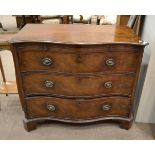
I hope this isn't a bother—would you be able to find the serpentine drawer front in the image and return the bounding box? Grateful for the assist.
[18,46,140,74]
[22,73,135,97]
[26,97,131,119]
[10,24,148,131]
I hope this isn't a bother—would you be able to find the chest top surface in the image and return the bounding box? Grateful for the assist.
[9,24,147,46]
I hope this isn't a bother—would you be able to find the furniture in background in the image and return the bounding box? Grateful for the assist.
[116,15,130,26]
[40,15,60,24]
[0,32,18,110]
[41,15,92,24]
[59,15,73,24]
[14,15,115,26]
[131,15,145,36]
[10,24,148,131]
[116,15,145,36]
[14,15,41,29]
[13,15,117,26]
[0,55,6,83]
[0,32,17,95]
[0,22,7,31]
[73,15,91,24]
[0,32,16,86]
[71,15,113,25]
[41,15,94,24]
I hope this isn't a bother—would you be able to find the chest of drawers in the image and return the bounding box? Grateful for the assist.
[10,24,148,131]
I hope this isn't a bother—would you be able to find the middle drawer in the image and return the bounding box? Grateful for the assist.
[22,73,135,97]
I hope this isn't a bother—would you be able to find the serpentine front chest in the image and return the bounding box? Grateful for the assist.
[10,24,148,131]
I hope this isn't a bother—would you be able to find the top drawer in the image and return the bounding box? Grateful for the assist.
[17,45,141,74]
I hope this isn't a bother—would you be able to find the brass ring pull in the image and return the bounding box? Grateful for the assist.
[104,81,112,88]
[106,59,115,66]
[44,80,54,88]
[46,104,56,112]
[102,104,111,111]
[42,57,53,66]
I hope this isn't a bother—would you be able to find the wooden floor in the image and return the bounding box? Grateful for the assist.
[0,81,17,94]
[0,49,17,95]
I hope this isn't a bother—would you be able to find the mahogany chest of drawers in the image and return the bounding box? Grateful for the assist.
[10,24,148,131]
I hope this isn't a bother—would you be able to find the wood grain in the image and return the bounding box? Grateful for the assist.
[26,96,131,119]
[10,24,148,131]
[22,73,135,98]
[18,44,142,74]
[9,24,147,45]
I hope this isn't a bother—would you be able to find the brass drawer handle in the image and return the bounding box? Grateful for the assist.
[42,57,53,66]
[106,59,115,66]
[44,80,54,88]
[102,104,111,111]
[104,81,112,88]
[46,104,56,112]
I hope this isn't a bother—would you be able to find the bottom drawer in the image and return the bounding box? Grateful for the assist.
[26,97,131,120]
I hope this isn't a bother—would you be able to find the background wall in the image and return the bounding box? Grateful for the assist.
[135,15,155,123]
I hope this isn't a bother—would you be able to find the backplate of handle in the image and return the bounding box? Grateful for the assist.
[106,58,115,66]
[44,80,54,88]
[104,81,112,88]
[46,104,56,112]
[42,57,53,66]
[102,104,111,111]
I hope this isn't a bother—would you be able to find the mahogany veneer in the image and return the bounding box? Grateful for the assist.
[10,24,148,131]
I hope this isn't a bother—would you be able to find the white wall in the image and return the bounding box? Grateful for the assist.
[135,15,155,123]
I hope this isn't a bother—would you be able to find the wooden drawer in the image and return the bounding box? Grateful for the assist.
[18,45,140,74]
[26,97,131,119]
[22,73,135,97]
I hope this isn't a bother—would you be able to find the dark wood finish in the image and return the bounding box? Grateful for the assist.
[10,24,148,131]
[10,24,145,45]
[18,44,141,74]
[26,97,131,119]
[120,119,133,130]
[22,73,135,97]
[23,119,38,132]
[14,15,41,29]
[59,15,73,24]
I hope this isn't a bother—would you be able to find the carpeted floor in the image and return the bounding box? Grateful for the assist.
[0,94,155,140]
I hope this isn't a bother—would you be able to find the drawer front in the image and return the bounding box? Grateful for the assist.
[26,97,131,119]
[22,73,135,97]
[18,47,140,73]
